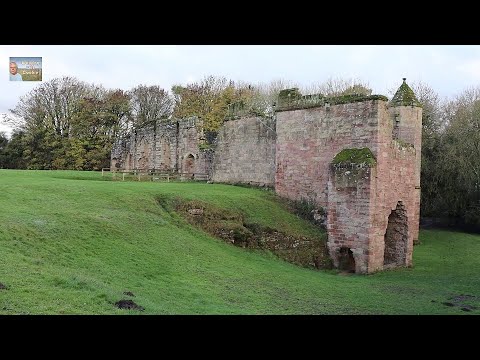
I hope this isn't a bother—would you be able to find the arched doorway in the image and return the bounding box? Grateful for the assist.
[384,201,408,268]
[112,158,121,169]
[183,154,195,179]
[338,247,355,273]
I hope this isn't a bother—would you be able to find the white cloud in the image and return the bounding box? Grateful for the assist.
[0,119,13,137]
[346,45,377,66]
[185,75,196,84]
[2,44,480,119]
[456,59,480,80]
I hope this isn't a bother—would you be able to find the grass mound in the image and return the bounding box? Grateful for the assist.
[0,170,479,314]
[165,197,330,269]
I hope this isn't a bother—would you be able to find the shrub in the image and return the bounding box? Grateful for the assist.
[465,203,480,227]
[289,197,326,228]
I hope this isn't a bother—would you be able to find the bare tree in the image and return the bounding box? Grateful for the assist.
[8,76,89,137]
[302,77,372,97]
[411,81,446,135]
[240,79,299,116]
[130,85,173,129]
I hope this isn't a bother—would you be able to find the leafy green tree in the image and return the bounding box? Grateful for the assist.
[172,75,257,132]
[5,78,132,170]
[1,130,28,169]
[69,87,132,170]
[441,88,480,225]
[409,82,446,217]
[0,131,9,168]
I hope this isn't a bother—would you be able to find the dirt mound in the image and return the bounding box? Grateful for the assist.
[441,294,478,311]
[115,299,144,311]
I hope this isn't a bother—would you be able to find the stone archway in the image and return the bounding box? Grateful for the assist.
[338,247,356,273]
[112,157,121,169]
[183,154,195,178]
[383,201,408,268]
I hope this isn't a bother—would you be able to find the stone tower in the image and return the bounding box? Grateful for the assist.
[389,79,423,246]
[326,79,422,273]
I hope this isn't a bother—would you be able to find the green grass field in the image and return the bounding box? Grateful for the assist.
[0,170,479,314]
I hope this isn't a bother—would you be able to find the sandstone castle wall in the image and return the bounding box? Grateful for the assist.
[211,116,276,186]
[111,81,422,274]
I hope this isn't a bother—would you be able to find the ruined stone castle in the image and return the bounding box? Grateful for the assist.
[111,79,422,274]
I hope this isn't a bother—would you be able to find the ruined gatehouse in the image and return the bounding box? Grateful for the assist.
[111,79,422,274]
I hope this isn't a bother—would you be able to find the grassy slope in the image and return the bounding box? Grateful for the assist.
[0,170,479,314]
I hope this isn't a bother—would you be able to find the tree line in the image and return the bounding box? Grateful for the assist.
[413,82,480,227]
[0,75,478,226]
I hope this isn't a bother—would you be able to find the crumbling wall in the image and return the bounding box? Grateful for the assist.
[383,201,408,267]
[327,102,421,273]
[110,117,212,174]
[197,149,215,178]
[110,135,130,170]
[211,116,276,186]
[366,103,421,272]
[154,121,178,172]
[176,117,201,175]
[274,99,421,273]
[109,87,422,275]
[275,100,382,206]
[133,127,155,170]
[327,150,376,274]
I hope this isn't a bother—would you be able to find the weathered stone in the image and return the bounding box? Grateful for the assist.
[111,80,422,274]
[111,117,213,177]
[211,116,276,186]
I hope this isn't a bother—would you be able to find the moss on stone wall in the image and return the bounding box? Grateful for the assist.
[394,139,414,149]
[278,88,302,101]
[199,143,214,150]
[332,148,376,167]
[225,101,269,121]
[390,79,421,107]
[327,94,388,105]
[275,91,389,112]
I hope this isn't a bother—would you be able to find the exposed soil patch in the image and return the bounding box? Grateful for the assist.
[169,197,331,270]
[0,283,7,290]
[441,294,478,311]
[115,299,144,311]
[452,294,476,303]
[123,291,135,297]
[337,271,354,276]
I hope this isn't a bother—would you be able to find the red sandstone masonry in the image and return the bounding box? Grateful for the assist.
[212,116,276,186]
[111,117,210,175]
[111,91,421,274]
[275,102,380,206]
[276,100,421,273]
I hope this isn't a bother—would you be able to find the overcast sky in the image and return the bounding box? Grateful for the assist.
[2,45,480,135]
